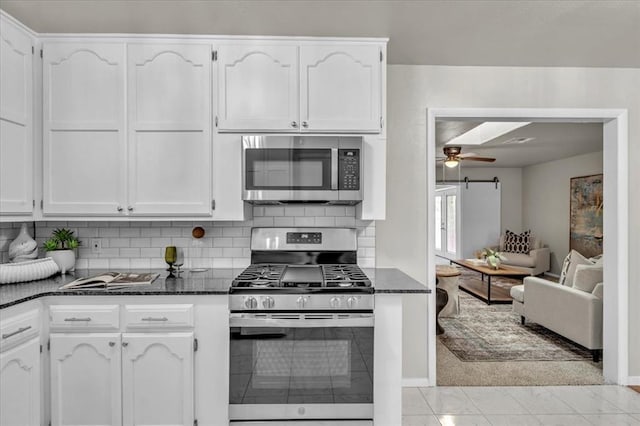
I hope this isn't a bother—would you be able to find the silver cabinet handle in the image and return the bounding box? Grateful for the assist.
[122,341,129,347]
[117,206,123,212]
[141,317,168,322]
[302,121,309,128]
[64,317,92,322]
[290,121,298,128]
[109,341,116,347]
[127,206,133,212]
[2,326,32,339]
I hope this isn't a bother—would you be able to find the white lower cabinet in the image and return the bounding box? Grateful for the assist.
[0,337,41,426]
[50,333,122,426]
[50,331,194,426]
[121,333,194,426]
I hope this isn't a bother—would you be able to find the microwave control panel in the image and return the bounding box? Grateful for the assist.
[338,149,360,190]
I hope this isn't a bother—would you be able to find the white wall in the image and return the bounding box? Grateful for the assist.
[523,151,603,274]
[378,65,640,381]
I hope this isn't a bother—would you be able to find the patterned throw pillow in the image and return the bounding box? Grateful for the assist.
[503,230,531,254]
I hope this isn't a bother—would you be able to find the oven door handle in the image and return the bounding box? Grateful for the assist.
[229,313,374,328]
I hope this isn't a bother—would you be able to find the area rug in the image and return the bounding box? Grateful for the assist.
[439,290,594,362]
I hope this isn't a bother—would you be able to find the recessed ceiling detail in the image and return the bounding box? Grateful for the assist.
[444,122,531,146]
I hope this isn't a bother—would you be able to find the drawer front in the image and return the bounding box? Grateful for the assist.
[0,309,40,352]
[124,304,194,330]
[49,305,119,331]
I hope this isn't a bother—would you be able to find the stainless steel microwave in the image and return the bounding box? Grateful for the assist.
[242,136,363,204]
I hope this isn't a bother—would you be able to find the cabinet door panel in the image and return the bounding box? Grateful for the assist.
[50,333,122,426]
[217,44,298,131]
[122,333,194,426]
[129,132,210,215]
[0,17,33,215]
[0,337,40,426]
[128,43,211,215]
[46,131,123,213]
[300,45,381,132]
[43,43,126,216]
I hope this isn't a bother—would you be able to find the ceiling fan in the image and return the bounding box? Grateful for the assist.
[438,146,496,168]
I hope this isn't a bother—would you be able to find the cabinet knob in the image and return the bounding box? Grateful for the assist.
[127,206,133,212]
[122,342,129,347]
[109,341,115,347]
[117,206,123,212]
[302,121,309,128]
[290,121,298,128]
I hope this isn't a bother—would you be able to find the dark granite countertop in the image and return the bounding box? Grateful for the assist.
[1,267,429,309]
[0,269,239,309]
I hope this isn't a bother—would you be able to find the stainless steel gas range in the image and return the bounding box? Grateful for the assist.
[229,228,374,426]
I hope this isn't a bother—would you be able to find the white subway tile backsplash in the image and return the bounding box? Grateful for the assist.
[304,206,326,216]
[213,237,232,248]
[2,204,375,270]
[294,217,315,227]
[335,217,356,227]
[264,206,284,216]
[274,217,295,226]
[315,217,336,227]
[119,248,140,257]
[253,217,274,227]
[284,206,305,216]
[222,227,243,238]
[120,228,141,238]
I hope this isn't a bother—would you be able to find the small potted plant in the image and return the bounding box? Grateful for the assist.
[481,247,506,270]
[44,228,81,274]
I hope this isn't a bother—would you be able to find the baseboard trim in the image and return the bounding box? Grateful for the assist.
[627,376,640,385]
[402,377,433,387]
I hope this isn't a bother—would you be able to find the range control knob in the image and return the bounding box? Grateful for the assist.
[296,296,308,309]
[330,296,342,308]
[261,296,275,309]
[346,296,358,309]
[244,297,258,309]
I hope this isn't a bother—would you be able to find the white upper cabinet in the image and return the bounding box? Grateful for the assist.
[217,43,298,131]
[127,43,212,216]
[42,42,127,216]
[0,16,33,216]
[300,44,381,133]
[217,41,384,133]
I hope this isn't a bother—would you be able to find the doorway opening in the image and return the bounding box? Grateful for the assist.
[427,108,629,387]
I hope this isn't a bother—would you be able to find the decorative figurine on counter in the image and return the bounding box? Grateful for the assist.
[8,223,38,263]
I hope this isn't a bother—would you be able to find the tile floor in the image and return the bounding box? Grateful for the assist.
[403,386,640,425]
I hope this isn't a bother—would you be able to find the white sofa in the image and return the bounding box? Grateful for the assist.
[494,233,551,275]
[500,248,550,276]
[511,275,603,362]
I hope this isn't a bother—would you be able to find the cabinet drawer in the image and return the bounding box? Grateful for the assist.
[124,304,194,330]
[0,309,39,352]
[49,305,119,331]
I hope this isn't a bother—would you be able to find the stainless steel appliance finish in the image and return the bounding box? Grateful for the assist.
[229,228,374,423]
[242,136,362,204]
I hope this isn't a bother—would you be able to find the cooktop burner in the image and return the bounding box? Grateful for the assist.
[231,263,371,290]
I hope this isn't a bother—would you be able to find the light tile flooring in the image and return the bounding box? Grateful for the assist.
[403,386,640,425]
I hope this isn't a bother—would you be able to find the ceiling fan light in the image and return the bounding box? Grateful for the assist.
[444,159,459,168]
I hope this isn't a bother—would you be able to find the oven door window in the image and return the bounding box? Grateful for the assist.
[229,326,373,404]
[245,148,332,190]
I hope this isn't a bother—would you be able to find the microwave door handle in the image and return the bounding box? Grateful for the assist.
[331,148,338,190]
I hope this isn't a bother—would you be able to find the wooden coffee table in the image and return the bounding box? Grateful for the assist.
[449,259,528,305]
